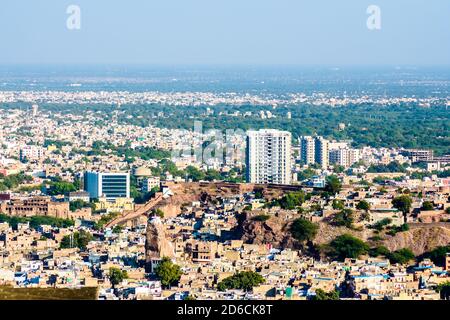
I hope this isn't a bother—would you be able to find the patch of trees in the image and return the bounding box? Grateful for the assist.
[269,191,306,210]
[367,161,408,173]
[60,230,93,250]
[436,281,450,300]
[0,173,33,191]
[421,201,434,211]
[322,234,370,261]
[332,199,345,210]
[217,271,265,292]
[69,200,93,212]
[21,103,450,155]
[324,175,342,194]
[93,212,120,230]
[356,200,371,212]
[370,218,392,231]
[369,246,415,264]
[0,214,74,230]
[392,195,413,215]
[421,245,450,266]
[310,289,340,300]
[297,168,316,182]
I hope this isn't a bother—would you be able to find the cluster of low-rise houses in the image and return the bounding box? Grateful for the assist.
[0,106,449,300]
[0,178,449,300]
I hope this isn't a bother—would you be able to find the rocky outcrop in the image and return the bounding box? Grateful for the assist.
[382,224,450,256]
[145,217,175,261]
[236,211,301,249]
[153,182,295,218]
[236,212,450,256]
[313,222,370,246]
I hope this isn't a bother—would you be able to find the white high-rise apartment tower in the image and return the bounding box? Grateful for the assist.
[299,136,316,165]
[299,136,330,169]
[246,129,292,185]
[314,136,329,169]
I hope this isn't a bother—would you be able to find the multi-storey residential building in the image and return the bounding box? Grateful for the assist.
[329,147,361,168]
[401,149,434,163]
[19,145,45,161]
[142,176,161,193]
[314,137,329,169]
[300,136,315,165]
[84,171,130,201]
[246,129,292,185]
[300,136,330,169]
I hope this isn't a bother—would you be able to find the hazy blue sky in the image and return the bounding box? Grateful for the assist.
[1,0,449,66]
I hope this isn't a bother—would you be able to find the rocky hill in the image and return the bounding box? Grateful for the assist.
[381,224,450,255]
[236,211,450,256]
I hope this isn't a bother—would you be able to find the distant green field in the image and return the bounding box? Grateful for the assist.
[0,286,98,300]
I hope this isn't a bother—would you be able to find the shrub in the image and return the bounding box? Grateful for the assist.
[252,215,270,222]
[331,209,354,228]
[387,248,415,264]
[332,199,345,210]
[421,201,434,211]
[369,246,390,257]
[370,218,392,231]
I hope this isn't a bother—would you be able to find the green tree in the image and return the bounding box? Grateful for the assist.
[436,281,450,300]
[154,257,183,288]
[60,230,93,250]
[326,234,370,261]
[275,191,306,210]
[254,188,264,199]
[290,218,318,243]
[332,199,345,210]
[356,200,371,212]
[325,175,342,194]
[297,168,316,181]
[47,181,78,196]
[217,271,265,292]
[387,248,415,265]
[252,215,270,222]
[153,209,165,218]
[423,245,450,266]
[109,267,128,289]
[185,166,206,182]
[112,225,123,234]
[311,289,340,300]
[332,209,355,228]
[94,212,120,230]
[392,195,413,215]
[369,246,391,257]
[69,199,91,212]
[421,201,434,211]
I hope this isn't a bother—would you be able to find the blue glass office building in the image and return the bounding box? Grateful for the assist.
[84,171,130,201]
